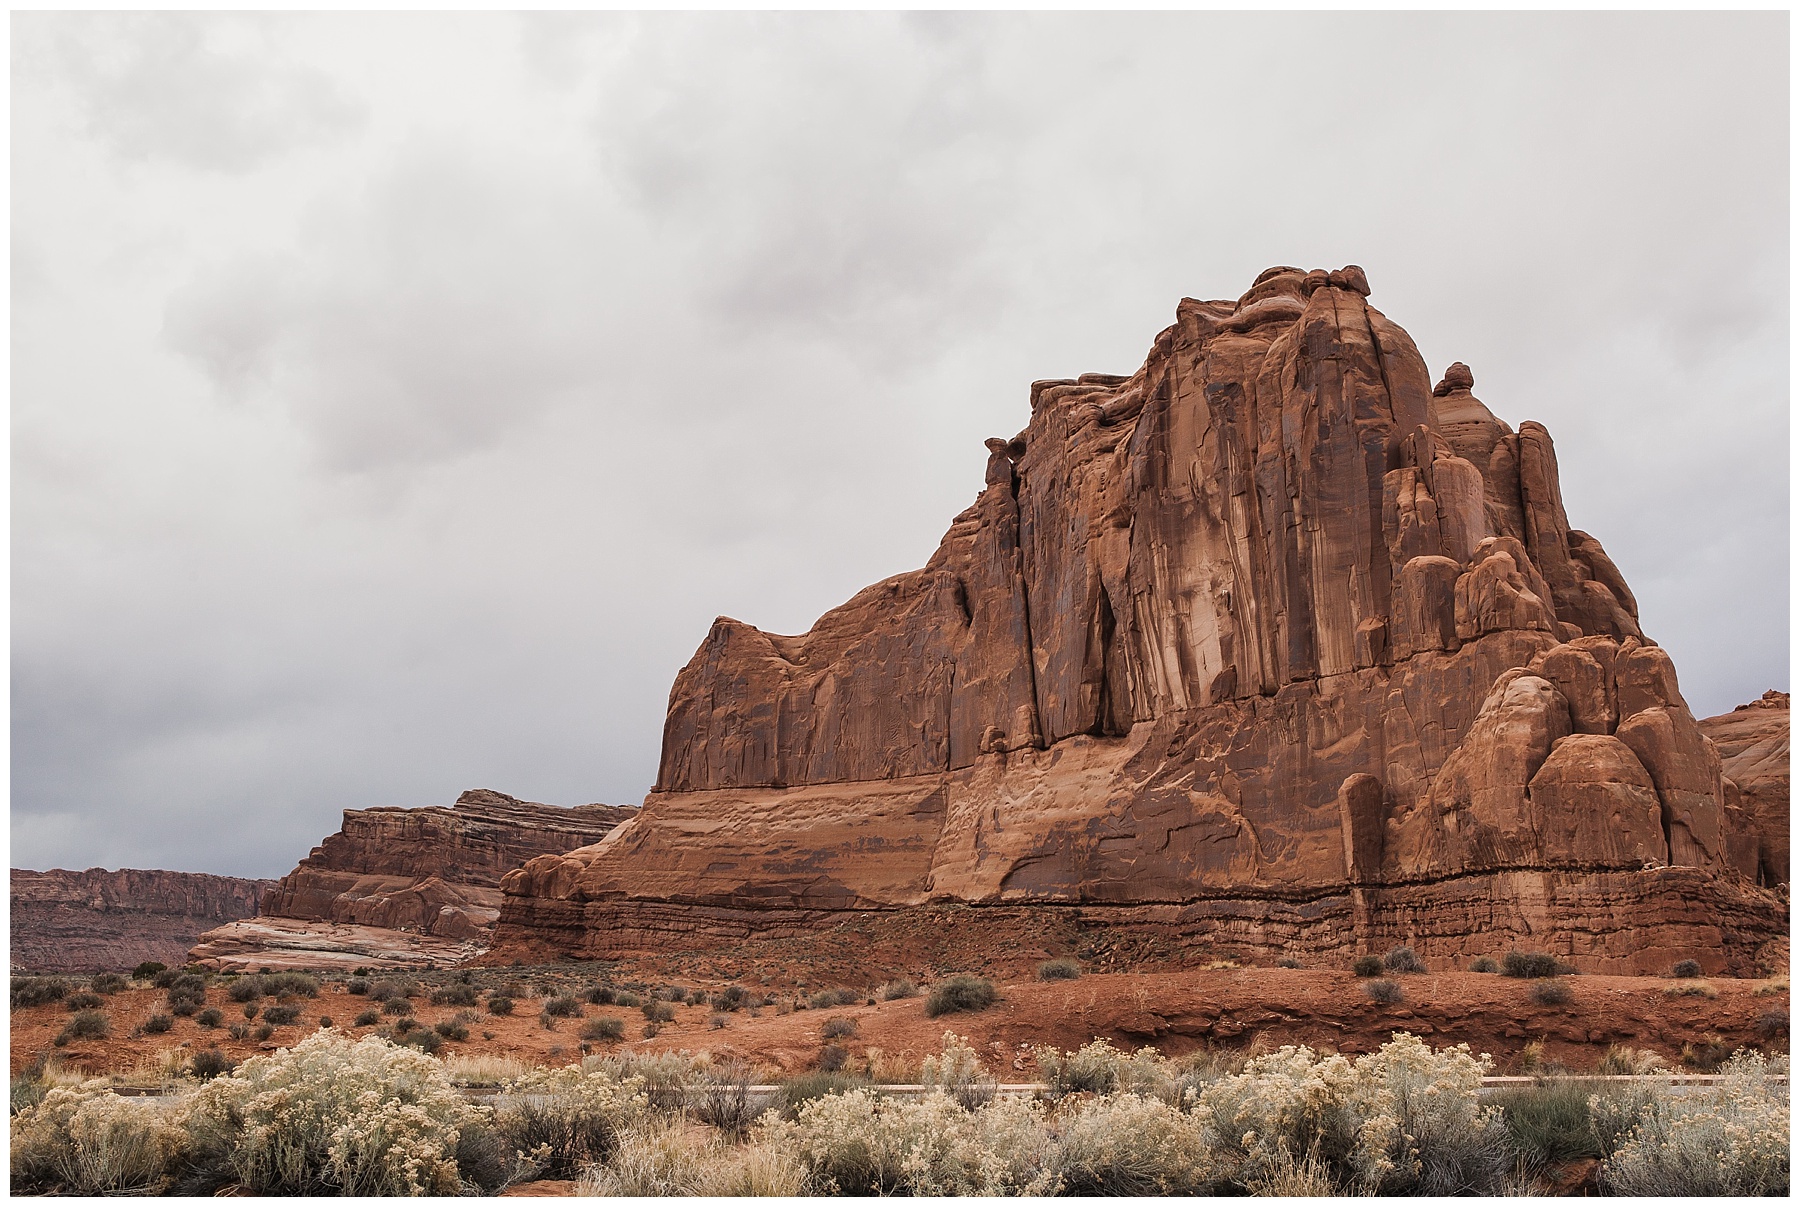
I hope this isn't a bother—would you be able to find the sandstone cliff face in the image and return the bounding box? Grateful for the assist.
[1700,691,1789,887]
[11,868,274,973]
[190,790,633,969]
[496,267,1785,974]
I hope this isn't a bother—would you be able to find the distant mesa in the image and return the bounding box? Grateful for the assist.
[186,789,634,971]
[10,868,275,974]
[484,265,1787,976]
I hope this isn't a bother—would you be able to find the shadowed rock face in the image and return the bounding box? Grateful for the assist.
[495,267,1786,974]
[189,790,633,969]
[1700,691,1790,888]
[11,868,275,973]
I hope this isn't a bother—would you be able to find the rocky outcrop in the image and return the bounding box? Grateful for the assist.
[190,790,632,969]
[11,868,274,973]
[494,267,1786,974]
[1700,691,1789,887]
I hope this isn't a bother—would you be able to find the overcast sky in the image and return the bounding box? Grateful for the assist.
[13,11,1788,879]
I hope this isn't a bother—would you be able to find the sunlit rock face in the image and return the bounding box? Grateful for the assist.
[495,267,1786,975]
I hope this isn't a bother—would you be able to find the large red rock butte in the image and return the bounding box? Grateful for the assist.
[495,267,1788,975]
[10,868,274,974]
[189,790,633,970]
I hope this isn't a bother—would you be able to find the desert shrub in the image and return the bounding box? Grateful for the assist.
[881,978,919,1000]
[433,1018,469,1042]
[10,1079,188,1193]
[583,1050,704,1113]
[1352,955,1383,977]
[133,961,167,980]
[1757,1010,1788,1043]
[1275,956,1302,969]
[226,977,264,1002]
[262,1003,302,1026]
[353,1008,380,1027]
[1198,1033,1507,1194]
[925,976,997,1018]
[142,1013,174,1034]
[1496,1078,1603,1173]
[1052,1090,1218,1194]
[919,1031,997,1110]
[1365,978,1404,1004]
[345,977,370,996]
[543,994,583,1018]
[821,1015,858,1040]
[12,977,70,1009]
[642,1000,676,1024]
[1597,1045,1667,1076]
[190,1049,236,1081]
[1671,959,1703,979]
[1600,1050,1788,1195]
[487,994,515,1016]
[1383,946,1427,974]
[1469,956,1499,973]
[262,972,318,998]
[60,1010,111,1042]
[151,968,182,989]
[196,1007,224,1028]
[1037,957,1081,981]
[380,997,413,1017]
[585,984,616,1006]
[253,1023,274,1042]
[169,994,203,1018]
[642,1022,662,1038]
[1682,1034,1735,1072]
[227,1023,249,1041]
[584,1117,812,1196]
[89,972,127,995]
[582,1016,625,1042]
[818,1044,849,1073]
[1664,979,1717,998]
[780,1070,868,1115]
[761,1086,1058,1195]
[1032,1037,1193,1104]
[493,1065,648,1178]
[810,988,859,1009]
[711,985,748,1012]
[65,991,104,1011]
[709,1013,728,1029]
[613,990,642,1008]
[400,1028,443,1054]
[367,980,401,1002]
[692,1059,763,1137]
[391,1017,420,1037]
[182,1032,480,1195]
[1503,951,1571,978]
[430,983,477,1007]
[241,1003,259,1020]
[317,1016,332,1029]
[1530,978,1574,1006]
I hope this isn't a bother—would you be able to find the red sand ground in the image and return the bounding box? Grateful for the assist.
[13,967,1786,1082]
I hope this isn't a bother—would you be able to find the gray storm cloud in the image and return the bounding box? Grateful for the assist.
[12,11,1787,877]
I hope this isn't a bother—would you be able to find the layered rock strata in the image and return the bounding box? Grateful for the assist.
[191,790,632,969]
[495,267,1787,974]
[11,868,274,973]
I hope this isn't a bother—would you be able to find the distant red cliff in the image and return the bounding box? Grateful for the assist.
[11,867,275,973]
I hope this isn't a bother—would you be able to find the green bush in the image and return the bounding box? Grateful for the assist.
[582,1016,625,1042]
[1364,979,1403,1004]
[1384,946,1427,974]
[1352,955,1382,977]
[779,1070,869,1116]
[1037,958,1081,981]
[11,977,70,1009]
[1530,978,1573,1006]
[925,976,997,1018]
[133,961,167,980]
[1502,952,1571,979]
[1497,1079,1601,1173]
[430,983,478,1007]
